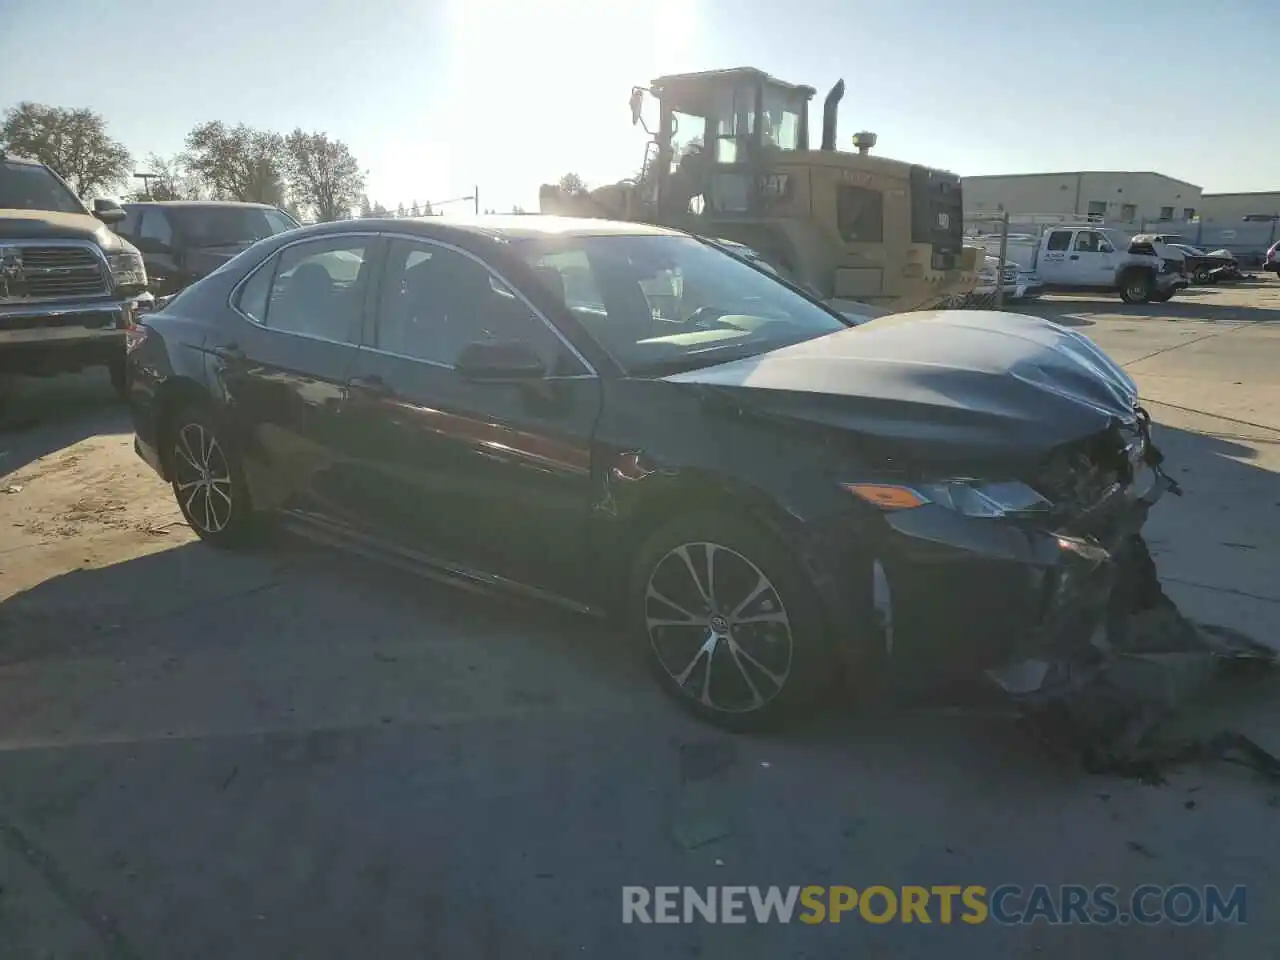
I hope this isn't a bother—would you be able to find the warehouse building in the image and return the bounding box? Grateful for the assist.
[962,171,1202,224]
[1198,191,1280,223]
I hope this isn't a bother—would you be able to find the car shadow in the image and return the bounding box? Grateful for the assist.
[1,414,1273,778]
[0,370,128,479]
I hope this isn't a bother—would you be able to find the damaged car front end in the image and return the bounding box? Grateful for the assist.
[670,308,1179,692]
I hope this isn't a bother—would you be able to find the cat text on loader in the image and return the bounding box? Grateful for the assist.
[538,67,980,312]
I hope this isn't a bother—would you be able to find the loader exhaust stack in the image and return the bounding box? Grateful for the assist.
[821,79,845,152]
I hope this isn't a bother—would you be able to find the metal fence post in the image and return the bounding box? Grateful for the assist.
[994,212,1009,310]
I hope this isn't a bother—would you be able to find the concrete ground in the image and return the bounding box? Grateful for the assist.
[1,279,1278,959]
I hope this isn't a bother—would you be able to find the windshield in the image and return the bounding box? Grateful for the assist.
[168,206,298,248]
[0,161,85,214]
[518,234,848,374]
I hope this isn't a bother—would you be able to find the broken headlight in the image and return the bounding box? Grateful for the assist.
[846,480,1051,518]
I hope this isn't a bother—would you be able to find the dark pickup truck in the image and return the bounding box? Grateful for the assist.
[1,154,151,397]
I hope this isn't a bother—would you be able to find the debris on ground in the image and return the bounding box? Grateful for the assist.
[990,535,1279,785]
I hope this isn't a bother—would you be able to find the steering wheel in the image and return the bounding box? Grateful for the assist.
[679,306,726,330]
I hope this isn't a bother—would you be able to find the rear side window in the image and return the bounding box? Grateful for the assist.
[1046,231,1073,252]
[236,260,275,323]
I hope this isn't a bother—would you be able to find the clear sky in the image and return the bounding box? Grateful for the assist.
[3,0,1276,212]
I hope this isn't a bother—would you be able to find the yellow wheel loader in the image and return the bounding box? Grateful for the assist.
[539,67,980,313]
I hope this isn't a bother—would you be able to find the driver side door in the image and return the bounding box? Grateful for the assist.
[340,237,603,599]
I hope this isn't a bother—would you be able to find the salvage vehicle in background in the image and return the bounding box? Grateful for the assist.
[127,215,1174,729]
[1,153,151,398]
[1263,240,1279,274]
[112,201,298,297]
[979,227,1187,303]
[1169,243,1238,284]
[539,66,982,312]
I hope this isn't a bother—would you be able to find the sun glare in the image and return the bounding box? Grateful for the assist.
[440,0,700,210]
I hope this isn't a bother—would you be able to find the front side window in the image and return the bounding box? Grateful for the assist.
[519,234,848,375]
[375,239,565,368]
[243,237,370,343]
[1074,232,1099,253]
[117,206,141,237]
[836,185,884,243]
[138,210,174,249]
[0,161,85,214]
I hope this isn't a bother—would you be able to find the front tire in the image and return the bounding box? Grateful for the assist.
[1119,270,1153,304]
[167,405,257,547]
[1149,289,1174,303]
[629,511,835,730]
[1193,266,1211,284]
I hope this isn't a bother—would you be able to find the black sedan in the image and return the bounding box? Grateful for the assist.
[126,216,1173,729]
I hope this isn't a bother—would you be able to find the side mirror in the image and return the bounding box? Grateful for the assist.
[454,340,546,381]
[629,88,645,127]
[93,198,126,224]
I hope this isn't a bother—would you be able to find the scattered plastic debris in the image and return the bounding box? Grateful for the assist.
[990,535,1279,785]
[2,484,22,494]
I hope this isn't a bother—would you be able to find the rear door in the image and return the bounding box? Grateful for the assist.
[1037,230,1075,283]
[212,233,380,529]
[340,235,602,598]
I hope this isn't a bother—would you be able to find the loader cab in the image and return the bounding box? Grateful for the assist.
[648,68,815,218]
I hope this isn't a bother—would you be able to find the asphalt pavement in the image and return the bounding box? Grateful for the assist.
[1,281,1278,959]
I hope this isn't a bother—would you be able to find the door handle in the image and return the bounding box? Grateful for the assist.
[212,343,245,361]
[347,373,393,396]
[1069,255,1080,260]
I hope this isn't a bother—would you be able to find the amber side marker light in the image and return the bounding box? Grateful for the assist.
[843,484,929,510]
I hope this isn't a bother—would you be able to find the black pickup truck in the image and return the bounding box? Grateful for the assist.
[1,154,151,398]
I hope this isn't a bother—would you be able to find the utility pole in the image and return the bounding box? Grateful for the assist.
[474,185,479,216]
[133,171,158,199]
[994,211,1010,311]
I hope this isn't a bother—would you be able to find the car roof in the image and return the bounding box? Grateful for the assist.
[287,215,685,243]
[122,200,281,209]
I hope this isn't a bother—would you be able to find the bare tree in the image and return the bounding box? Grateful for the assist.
[184,121,288,204]
[284,129,364,222]
[0,102,132,197]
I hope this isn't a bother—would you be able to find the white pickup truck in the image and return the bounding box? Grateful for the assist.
[976,227,1188,304]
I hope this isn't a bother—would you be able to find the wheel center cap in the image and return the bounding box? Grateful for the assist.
[709,614,729,634]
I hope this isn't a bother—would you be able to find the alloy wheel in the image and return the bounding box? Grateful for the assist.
[173,422,234,534]
[644,542,794,714]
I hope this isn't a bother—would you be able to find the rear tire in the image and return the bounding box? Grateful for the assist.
[629,510,838,731]
[1193,266,1211,284]
[1119,270,1152,304]
[1149,289,1174,303]
[166,404,258,548]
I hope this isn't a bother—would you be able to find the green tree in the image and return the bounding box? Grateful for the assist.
[0,102,132,196]
[284,129,364,222]
[184,121,288,204]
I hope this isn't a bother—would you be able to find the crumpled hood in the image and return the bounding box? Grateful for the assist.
[666,310,1140,463]
[0,209,126,249]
